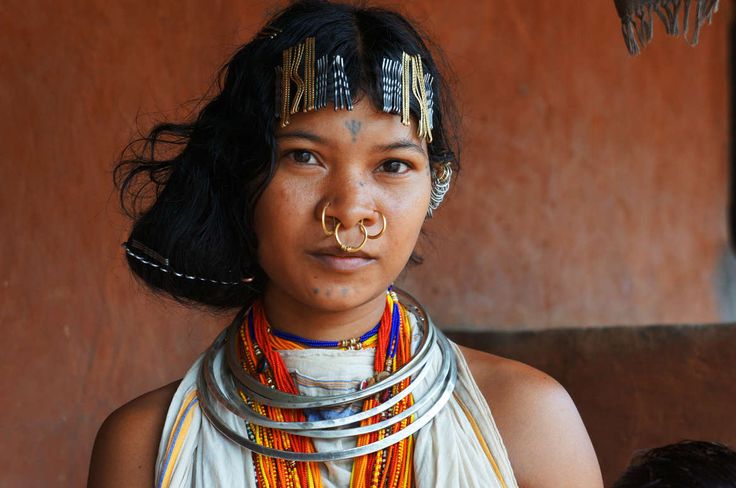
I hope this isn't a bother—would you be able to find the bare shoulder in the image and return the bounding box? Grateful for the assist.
[457,345,603,488]
[88,380,180,488]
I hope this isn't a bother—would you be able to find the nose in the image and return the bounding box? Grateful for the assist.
[318,173,382,237]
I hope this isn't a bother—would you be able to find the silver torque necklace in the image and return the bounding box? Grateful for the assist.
[195,288,458,462]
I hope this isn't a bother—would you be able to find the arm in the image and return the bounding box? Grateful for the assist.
[87,381,179,488]
[460,346,603,488]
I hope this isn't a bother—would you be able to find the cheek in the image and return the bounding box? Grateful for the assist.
[253,183,302,270]
[388,181,430,253]
[253,169,329,290]
[255,169,315,233]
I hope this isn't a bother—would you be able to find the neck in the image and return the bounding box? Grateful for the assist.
[261,286,388,342]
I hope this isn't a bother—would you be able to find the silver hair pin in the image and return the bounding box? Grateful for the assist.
[391,59,403,114]
[316,55,328,110]
[381,58,403,115]
[332,55,352,110]
[424,72,434,126]
[381,58,391,112]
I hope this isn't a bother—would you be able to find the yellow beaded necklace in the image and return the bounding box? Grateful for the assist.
[238,291,415,488]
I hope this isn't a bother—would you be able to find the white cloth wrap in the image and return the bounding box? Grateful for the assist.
[155,325,518,488]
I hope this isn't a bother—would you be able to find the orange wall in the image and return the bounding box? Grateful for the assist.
[0,0,731,485]
[403,3,733,330]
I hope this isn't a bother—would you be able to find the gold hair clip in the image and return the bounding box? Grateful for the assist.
[278,37,318,126]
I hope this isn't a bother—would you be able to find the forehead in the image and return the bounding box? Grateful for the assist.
[275,99,425,149]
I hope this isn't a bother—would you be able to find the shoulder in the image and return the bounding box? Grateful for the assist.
[88,380,180,488]
[457,345,603,488]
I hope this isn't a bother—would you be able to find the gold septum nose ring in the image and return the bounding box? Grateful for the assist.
[321,203,387,253]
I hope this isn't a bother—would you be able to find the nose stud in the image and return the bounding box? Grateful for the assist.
[321,203,387,252]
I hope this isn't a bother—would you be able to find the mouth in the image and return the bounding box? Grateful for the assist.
[309,248,376,272]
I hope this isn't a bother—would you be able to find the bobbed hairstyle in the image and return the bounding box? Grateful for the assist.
[115,0,460,310]
[612,440,736,488]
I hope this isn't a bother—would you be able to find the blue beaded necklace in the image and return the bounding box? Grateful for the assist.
[269,321,382,348]
[254,288,400,352]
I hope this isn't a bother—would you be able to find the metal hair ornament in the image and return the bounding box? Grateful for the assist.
[122,240,254,285]
[276,38,435,141]
[381,53,434,142]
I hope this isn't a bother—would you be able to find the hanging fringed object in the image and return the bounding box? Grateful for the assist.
[614,0,720,55]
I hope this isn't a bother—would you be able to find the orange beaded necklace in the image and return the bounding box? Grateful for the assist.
[237,290,415,488]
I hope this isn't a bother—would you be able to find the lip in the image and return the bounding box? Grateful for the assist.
[309,249,376,272]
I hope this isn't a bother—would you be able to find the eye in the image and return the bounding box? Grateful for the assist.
[378,160,411,174]
[287,150,317,165]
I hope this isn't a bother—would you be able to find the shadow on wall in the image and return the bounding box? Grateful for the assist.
[727,13,736,321]
[715,247,736,321]
[721,13,736,322]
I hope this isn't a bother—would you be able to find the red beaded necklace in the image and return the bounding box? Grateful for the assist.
[237,290,416,488]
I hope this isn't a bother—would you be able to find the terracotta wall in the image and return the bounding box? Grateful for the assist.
[0,0,731,486]
[404,3,733,330]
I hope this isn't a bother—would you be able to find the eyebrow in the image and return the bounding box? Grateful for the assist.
[275,130,325,143]
[374,139,427,157]
[276,131,427,157]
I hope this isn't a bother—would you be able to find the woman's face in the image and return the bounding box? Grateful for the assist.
[254,100,431,313]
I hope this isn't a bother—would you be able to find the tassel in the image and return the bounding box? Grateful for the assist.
[614,0,720,55]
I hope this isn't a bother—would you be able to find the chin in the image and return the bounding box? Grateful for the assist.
[296,280,387,311]
[312,284,381,304]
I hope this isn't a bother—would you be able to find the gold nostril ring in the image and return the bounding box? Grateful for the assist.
[366,211,386,240]
[334,221,369,253]
[321,203,336,236]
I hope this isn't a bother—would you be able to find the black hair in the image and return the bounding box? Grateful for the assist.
[612,440,736,488]
[115,0,460,309]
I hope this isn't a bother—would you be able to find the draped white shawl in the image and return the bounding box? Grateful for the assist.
[154,325,518,488]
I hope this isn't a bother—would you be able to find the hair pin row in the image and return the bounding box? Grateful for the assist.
[276,37,434,141]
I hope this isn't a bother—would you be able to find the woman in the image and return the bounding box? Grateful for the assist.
[89,1,603,486]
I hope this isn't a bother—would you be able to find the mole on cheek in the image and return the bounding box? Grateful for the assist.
[325,288,332,297]
[312,288,320,295]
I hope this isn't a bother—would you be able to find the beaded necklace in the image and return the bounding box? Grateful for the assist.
[238,290,415,488]
[269,322,381,350]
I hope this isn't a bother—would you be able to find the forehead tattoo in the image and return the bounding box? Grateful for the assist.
[344,120,362,143]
